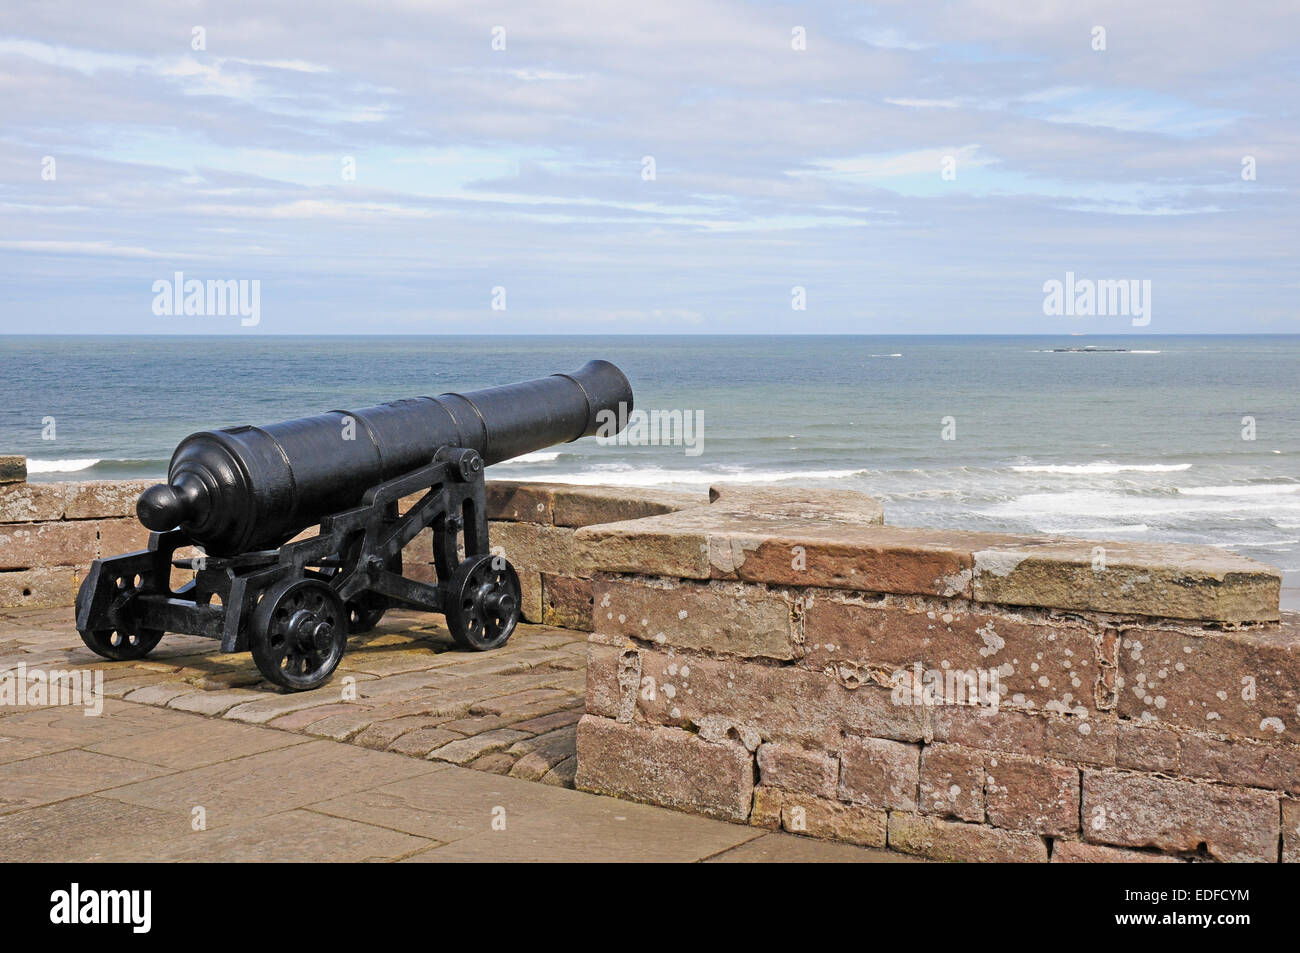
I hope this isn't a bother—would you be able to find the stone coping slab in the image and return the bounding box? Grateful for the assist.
[574,489,1281,623]
[485,480,707,527]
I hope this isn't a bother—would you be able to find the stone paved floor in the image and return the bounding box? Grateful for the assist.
[0,606,914,861]
[5,605,590,785]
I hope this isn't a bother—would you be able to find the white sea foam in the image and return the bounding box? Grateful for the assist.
[1009,462,1191,474]
[982,489,1300,521]
[26,458,100,473]
[502,466,869,488]
[1178,484,1300,497]
[510,451,562,464]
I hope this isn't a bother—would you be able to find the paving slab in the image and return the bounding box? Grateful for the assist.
[85,717,309,769]
[101,809,434,863]
[0,729,80,764]
[0,748,174,814]
[101,739,440,827]
[0,794,187,862]
[312,765,763,862]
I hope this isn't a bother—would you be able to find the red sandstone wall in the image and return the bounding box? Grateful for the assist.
[0,462,153,609]
[564,484,1295,863]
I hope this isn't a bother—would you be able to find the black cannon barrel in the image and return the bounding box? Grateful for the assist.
[137,360,632,556]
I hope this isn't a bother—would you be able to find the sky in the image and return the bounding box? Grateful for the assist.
[0,0,1296,334]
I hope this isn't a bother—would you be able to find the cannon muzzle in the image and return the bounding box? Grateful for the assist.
[138,360,632,555]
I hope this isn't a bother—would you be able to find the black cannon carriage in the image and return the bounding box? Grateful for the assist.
[74,361,632,691]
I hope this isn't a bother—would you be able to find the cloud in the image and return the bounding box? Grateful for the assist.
[0,0,1295,333]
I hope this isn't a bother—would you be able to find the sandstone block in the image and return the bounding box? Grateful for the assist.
[804,594,1107,715]
[553,484,703,528]
[1284,801,1300,863]
[542,573,592,630]
[95,518,152,558]
[429,729,529,765]
[1051,841,1181,863]
[1082,769,1279,862]
[486,481,555,523]
[593,576,797,660]
[0,520,96,569]
[919,743,985,822]
[838,735,920,811]
[1115,721,1181,773]
[755,742,838,799]
[64,480,154,519]
[575,522,711,578]
[887,812,1048,862]
[491,521,580,577]
[636,645,930,747]
[706,485,884,525]
[719,526,976,595]
[0,482,66,522]
[984,753,1080,836]
[930,705,1045,754]
[0,456,26,484]
[1119,620,1300,744]
[518,569,542,624]
[574,715,754,822]
[1043,713,1117,766]
[0,566,77,608]
[749,785,887,847]
[1178,732,1300,794]
[971,540,1279,623]
[585,636,638,721]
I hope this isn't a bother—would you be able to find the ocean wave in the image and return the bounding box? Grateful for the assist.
[504,466,869,488]
[510,451,562,464]
[26,458,101,473]
[1178,483,1300,497]
[981,489,1300,521]
[1009,462,1191,474]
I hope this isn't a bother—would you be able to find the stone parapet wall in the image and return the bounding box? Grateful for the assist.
[567,483,1295,863]
[0,460,153,608]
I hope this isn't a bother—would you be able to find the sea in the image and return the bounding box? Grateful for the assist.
[4,334,1298,598]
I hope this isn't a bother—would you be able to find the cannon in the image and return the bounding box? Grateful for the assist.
[74,361,632,691]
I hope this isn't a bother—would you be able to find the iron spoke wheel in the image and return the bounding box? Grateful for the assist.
[445,554,522,651]
[251,577,348,690]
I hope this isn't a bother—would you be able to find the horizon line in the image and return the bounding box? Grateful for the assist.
[3,331,1298,338]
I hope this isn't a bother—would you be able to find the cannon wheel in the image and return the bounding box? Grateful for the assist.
[346,595,387,634]
[78,626,165,661]
[445,554,522,651]
[75,573,165,661]
[250,577,348,691]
